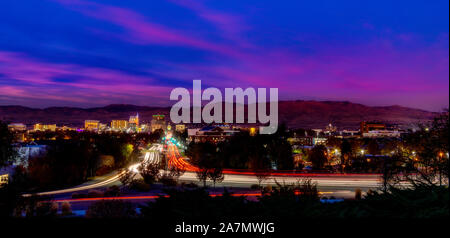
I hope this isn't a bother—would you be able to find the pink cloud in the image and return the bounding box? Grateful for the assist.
[0,51,173,105]
[55,0,251,58]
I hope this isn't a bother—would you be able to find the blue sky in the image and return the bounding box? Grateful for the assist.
[0,0,448,111]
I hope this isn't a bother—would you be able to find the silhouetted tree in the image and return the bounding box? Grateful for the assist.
[368,140,380,155]
[310,145,328,170]
[0,121,17,167]
[340,139,352,168]
[139,161,160,185]
[208,167,224,187]
[187,142,217,187]
[397,110,449,186]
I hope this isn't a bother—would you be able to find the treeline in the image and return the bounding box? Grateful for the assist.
[1,126,163,192]
[75,181,449,219]
[186,124,293,171]
[139,184,448,220]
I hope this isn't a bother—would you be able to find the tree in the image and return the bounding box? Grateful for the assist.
[268,124,294,170]
[119,169,136,187]
[169,166,185,183]
[368,140,380,155]
[187,142,217,187]
[139,161,160,185]
[340,139,352,168]
[196,168,209,187]
[326,136,342,149]
[391,110,449,187]
[208,167,224,188]
[309,145,328,170]
[249,154,271,187]
[0,121,17,167]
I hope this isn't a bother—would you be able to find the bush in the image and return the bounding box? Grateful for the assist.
[86,200,137,218]
[87,189,104,198]
[104,185,121,197]
[250,184,260,190]
[61,202,72,216]
[159,174,177,187]
[72,192,87,199]
[139,162,160,185]
[139,185,449,220]
[182,182,198,188]
[355,188,362,200]
[36,202,58,217]
[95,166,113,176]
[129,179,151,192]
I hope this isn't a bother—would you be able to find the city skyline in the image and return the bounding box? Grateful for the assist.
[0,0,449,111]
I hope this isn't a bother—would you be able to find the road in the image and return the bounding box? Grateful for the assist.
[23,144,163,197]
[166,143,385,191]
[26,143,395,198]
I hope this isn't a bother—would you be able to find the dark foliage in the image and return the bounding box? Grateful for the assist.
[86,200,137,218]
[140,184,448,220]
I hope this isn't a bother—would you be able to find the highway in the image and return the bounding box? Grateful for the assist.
[23,144,163,197]
[25,143,395,198]
[166,143,385,193]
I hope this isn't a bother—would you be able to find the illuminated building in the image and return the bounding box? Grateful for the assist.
[325,123,337,135]
[129,113,139,127]
[33,123,57,131]
[33,123,43,131]
[236,126,258,136]
[152,114,165,121]
[313,137,327,145]
[288,136,314,146]
[337,130,359,138]
[59,126,76,131]
[0,167,11,186]
[111,120,128,130]
[187,126,240,144]
[140,123,151,133]
[151,114,166,132]
[85,120,99,131]
[249,127,257,136]
[99,123,107,130]
[360,121,400,138]
[360,121,386,133]
[175,124,186,132]
[362,130,401,138]
[7,123,26,132]
[45,124,57,131]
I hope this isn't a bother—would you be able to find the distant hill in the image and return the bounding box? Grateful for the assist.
[0,101,437,129]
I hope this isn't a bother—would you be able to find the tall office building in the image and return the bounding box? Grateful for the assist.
[84,120,99,131]
[34,123,57,131]
[7,123,26,132]
[151,114,166,132]
[129,113,139,127]
[111,120,129,130]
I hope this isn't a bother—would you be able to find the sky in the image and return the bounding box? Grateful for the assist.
[0,0,448,111]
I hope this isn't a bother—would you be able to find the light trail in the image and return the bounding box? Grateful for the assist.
[166,143,413,190]
[23,144,162,197]
[23,142,412,198]
[51,191,335,203]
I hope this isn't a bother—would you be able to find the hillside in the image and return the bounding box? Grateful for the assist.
[0,101,437,129]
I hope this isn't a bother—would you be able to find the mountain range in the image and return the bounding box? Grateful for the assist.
[0,101,438,129]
